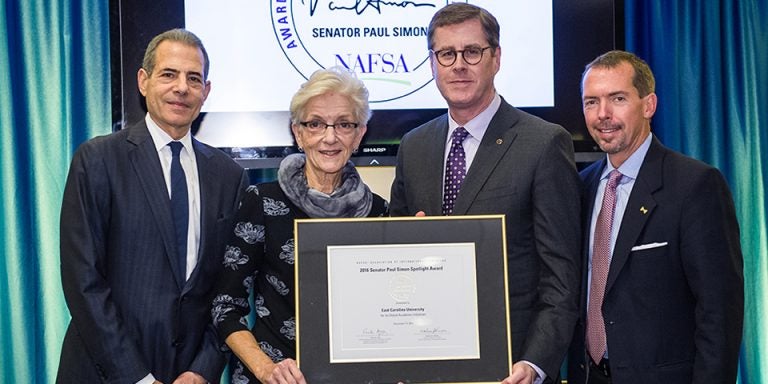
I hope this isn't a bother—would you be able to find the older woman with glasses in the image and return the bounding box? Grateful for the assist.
[212,67,388,384]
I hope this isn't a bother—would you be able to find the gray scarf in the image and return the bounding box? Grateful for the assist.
[277,154,373,218]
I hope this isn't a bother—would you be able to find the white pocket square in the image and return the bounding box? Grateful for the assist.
[631,242,668,251]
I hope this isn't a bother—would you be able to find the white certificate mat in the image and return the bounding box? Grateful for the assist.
[294,216,510,383]
[327,243,480,363]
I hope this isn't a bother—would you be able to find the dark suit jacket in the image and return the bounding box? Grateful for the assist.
[57,121,248,383]
[567,136,743,383]
[390,98,582,379]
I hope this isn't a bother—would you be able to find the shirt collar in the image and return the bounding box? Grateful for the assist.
[145,114,193,153]
[447,93,501,141]
[601,133,652,182]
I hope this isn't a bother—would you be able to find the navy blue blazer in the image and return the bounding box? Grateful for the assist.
[57,121,248,383]
[568,136,743,383]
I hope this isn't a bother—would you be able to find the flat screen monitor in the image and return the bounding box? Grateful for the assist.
[110,0,622,168]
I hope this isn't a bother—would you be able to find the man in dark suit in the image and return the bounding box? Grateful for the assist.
[389,4,581,384]
[57,29,247,383]
[567,50,743,383]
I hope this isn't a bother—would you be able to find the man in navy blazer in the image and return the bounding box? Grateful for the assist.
[57,29,247,383]
[390,4,582,383]
[567,50,743,383]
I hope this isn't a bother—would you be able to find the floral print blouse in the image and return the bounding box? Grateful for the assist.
[212,181,388,383]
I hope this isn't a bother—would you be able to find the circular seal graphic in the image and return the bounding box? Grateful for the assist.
[388,273,416,302]
[270,0,471,103]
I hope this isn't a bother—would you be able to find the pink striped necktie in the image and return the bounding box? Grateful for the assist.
[587,169,623,363]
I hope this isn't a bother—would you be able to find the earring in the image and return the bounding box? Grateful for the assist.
[298,146,304,152]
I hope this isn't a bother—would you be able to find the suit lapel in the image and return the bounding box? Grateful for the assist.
[605,138,664,293]
[186,139,216,287]
[452,101,519,215]
[127,123,186,289]
[426,116,450,215]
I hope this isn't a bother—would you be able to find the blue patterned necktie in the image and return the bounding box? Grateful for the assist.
[169,141,188,283]
[442,127,470,215]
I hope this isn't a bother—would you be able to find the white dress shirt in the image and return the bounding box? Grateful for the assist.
[145,114,201,282]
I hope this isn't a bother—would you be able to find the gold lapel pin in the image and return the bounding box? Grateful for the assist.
[640,206,648,214]
[496,138,503,145]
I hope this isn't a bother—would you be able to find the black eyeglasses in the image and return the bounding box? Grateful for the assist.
[430,46,493,67]
[299,120,359,136]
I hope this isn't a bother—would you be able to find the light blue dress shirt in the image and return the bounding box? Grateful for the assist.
[587,133,653,358]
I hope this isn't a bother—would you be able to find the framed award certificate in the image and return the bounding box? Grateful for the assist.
[294,215,511,383]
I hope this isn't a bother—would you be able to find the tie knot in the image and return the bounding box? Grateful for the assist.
[451,127,470,144]
[607,169,623,189]
[168,141,184,157]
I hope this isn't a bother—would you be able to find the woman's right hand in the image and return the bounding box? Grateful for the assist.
[256,358,306,384]
[226,331,306,384]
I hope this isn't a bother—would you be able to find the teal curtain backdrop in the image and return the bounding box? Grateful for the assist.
[0,0,110,382]
[1,0,766,383]
[625,1,767,383]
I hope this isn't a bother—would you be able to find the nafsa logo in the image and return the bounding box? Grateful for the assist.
[271,0,469,103]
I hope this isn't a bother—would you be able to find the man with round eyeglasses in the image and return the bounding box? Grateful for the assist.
[430,45,493,67]
[390,3,582,384]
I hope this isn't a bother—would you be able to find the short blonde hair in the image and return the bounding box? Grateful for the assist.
[289,67,372,125]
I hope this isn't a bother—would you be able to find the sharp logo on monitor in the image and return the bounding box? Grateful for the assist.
[271,0,446,103]
[363,147,387,153]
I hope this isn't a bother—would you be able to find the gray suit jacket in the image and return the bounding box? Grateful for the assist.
[390,98,582,379]
[568,136,743,383]
[57,121,248,383]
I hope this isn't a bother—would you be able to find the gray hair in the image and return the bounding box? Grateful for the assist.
[142,28,210,80]
[290,67,372,125]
